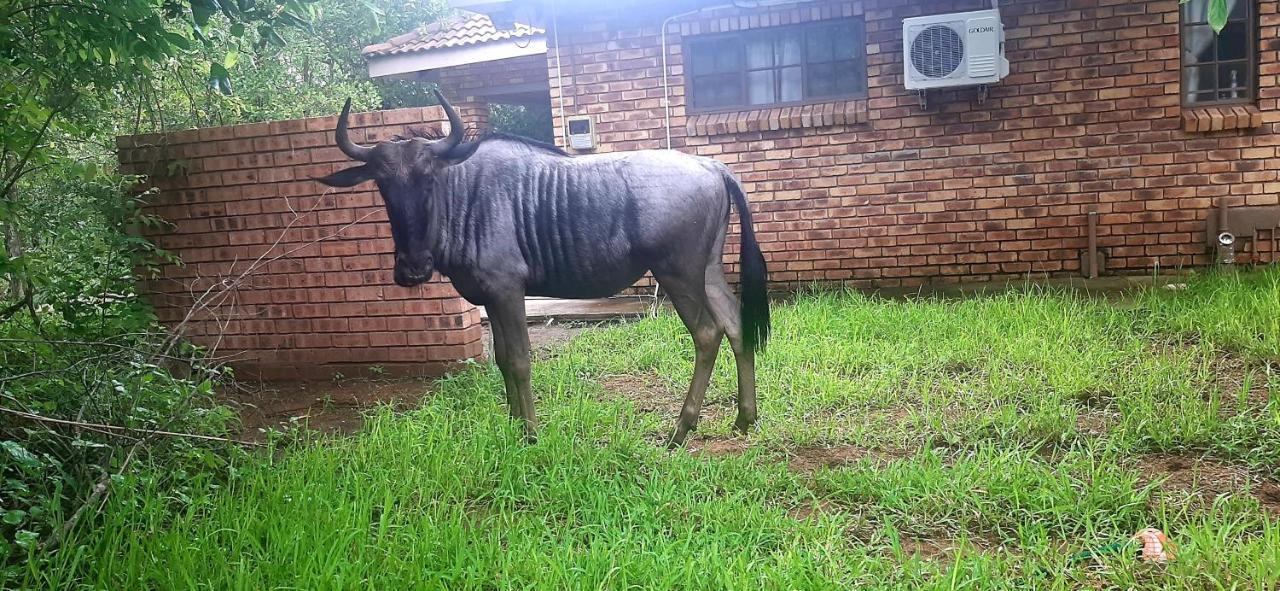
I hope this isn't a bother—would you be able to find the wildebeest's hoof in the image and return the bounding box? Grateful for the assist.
[733,414,756,434]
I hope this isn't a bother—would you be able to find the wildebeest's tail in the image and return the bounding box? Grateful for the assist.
[723,171,770,353]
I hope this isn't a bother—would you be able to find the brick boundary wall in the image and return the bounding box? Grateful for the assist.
[544,0,1280,288]
[117,106,484,381]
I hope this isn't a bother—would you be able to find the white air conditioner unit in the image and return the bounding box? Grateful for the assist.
[903,9,1009,91]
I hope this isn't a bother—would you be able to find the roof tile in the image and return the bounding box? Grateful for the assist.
[362,12,544,57]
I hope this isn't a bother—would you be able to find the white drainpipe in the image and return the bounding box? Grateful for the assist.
[551,1,569,147]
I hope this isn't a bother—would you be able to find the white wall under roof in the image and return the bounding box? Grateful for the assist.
[366,38,549,78]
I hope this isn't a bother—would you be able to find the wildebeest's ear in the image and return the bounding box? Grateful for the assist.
[314,164,375,187]
[440,141,481,166]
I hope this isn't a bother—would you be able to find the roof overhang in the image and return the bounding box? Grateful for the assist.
[366,36,548,78]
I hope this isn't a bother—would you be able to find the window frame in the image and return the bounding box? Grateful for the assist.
[1179,0,1257,108]
[684,18,868,114]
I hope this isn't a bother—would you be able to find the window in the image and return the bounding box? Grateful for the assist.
[1181,0,1255,106]
[686,19,867,112]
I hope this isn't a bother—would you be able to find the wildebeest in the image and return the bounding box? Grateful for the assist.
[316,91,769,446]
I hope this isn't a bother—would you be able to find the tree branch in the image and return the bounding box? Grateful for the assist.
[0,406,264,446]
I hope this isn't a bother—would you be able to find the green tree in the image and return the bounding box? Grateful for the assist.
[0,0,316,307]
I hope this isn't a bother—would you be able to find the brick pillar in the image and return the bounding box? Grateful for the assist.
[455,99,490,135]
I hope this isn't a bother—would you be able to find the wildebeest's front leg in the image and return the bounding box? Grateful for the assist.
[486,312,524,422]
[486,296,538,441]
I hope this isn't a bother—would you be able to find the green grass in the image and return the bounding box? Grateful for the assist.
[31,268,1280,589]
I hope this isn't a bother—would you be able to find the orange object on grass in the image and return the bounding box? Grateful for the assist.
[1133,528,1176,562]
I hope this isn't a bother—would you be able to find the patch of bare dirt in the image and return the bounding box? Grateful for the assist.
[1074,407,1118,437]
[688,436,749,457]
[598,373,732,426]
[1149,339,1276,416]
[600,373,680,414]
[1211,356,1277,413]
[1137,454,1280,515]
[895,538,965,560]
[787,444,912,472]
[797,507,997,563]
[224,378,432,440]
[787,498,841,520]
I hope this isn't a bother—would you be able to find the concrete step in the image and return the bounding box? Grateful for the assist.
[478,296,658,324]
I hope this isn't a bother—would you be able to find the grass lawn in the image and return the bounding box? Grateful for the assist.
[33,269,1280,589]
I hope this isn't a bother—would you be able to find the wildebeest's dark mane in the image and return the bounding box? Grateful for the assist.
[395,127,569,157]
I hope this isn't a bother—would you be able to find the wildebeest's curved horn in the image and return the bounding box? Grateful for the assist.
[430,89,465,157]
[336,98,373,161]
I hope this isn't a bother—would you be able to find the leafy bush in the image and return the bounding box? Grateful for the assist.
[0,167,240,582]
[490,103,555,144]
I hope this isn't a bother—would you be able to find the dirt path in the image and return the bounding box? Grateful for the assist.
[224,378,434,440]
[224,324,589,440]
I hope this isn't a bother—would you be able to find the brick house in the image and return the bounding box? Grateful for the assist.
[365,0,1280,287]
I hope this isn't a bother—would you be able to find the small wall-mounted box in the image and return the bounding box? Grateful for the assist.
[566,115,595,151]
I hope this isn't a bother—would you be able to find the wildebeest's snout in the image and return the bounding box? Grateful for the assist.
[393,252,433,287]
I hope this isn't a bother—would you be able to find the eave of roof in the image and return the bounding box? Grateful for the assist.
[362,12,544,58]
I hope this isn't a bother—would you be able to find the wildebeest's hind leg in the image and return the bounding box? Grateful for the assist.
[485,296,538,442]
[653,269,724,448]
[704,269,757,433]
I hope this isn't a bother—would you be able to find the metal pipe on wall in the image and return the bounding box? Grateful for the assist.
[551,0,568,147]
[1087,210,1098,279]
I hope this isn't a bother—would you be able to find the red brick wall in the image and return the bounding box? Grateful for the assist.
[438,54,550,102]
[117,106,484,380]
[548,0,1280,287]
[437,54,554,135]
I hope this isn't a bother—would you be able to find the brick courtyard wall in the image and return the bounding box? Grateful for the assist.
[117,106,485,380]
[548,0,1280,288]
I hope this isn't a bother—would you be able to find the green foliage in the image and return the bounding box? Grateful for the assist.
[490,103,555,144]
[115,0,450,130]
[0,0,459,583]
[0,165,241,581]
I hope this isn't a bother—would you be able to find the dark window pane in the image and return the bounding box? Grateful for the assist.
[1229,0,1246,19]
[806,27,834,62]
[807,63,835,97]
[780,66,802,102]
[1218,62,1248,99]
[778,37,802,66]
[1183,25,1215,63]
[715,45,741,72]
[690,45,714,75]
[832,60,865,94]
[746,38,774,69]
[1186,90,1221,104]
[1217,21,1247,60]
[691,43,738,75]
[833,25,859,60]
[1182,0,1208,23]
[694,73,742,108]
[1184,64,1216,93]
[747,70,775,105]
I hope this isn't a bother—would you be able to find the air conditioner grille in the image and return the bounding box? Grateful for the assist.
[910,24,964,79]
